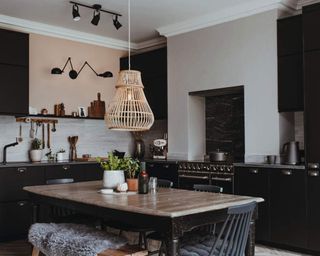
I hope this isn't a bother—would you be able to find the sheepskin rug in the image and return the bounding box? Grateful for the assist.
[28,223,127,256]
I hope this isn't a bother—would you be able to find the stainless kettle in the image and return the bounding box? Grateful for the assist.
[282,141,300,165]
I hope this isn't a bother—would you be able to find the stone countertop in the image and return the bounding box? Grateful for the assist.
[0,160,99,168]
[233,162,305,170]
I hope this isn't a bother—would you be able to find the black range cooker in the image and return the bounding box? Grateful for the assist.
[177,161,234,194]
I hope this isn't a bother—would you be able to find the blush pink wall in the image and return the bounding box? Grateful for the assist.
[29,33,126,115]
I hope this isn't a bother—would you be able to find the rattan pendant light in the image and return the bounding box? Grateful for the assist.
[105,0,154,131]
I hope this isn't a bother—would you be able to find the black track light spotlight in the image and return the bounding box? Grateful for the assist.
[98,71,113,78]
[91,4,101,26]
[51,67,63,74]
[72,4,81,21]
[113,15,122,30]
[69,70,78,79]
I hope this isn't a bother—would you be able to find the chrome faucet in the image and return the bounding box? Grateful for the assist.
[3,142,19,164]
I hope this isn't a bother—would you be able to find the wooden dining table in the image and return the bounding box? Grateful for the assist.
[24,181,263,256]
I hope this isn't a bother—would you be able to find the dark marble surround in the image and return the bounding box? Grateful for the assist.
[205,86,244,161]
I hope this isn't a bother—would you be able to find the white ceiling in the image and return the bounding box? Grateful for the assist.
[0,0,316,49]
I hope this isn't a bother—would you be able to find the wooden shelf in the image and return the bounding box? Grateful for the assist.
[16,114,104,120]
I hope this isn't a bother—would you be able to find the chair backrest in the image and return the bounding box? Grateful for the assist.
[157,179,173,188]
[193,184,223,193]
[209,202,256,256]
[46,178,74,185]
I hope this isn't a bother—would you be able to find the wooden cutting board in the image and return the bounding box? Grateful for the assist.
[88,93,106,118]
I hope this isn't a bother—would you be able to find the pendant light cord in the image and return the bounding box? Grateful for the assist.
[128,0,131,70]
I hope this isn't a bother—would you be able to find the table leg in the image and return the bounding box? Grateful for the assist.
[245,219,256,256]
[32,204,39,223]
[165,238,179,256]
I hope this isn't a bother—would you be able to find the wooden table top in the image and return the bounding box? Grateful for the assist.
[24,181,263,218]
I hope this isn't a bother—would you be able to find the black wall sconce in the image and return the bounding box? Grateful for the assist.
[51,57,113,79]
[70,1,122,30]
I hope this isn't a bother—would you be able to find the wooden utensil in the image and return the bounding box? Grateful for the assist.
[42,124,45,149]
[47,123,51,148]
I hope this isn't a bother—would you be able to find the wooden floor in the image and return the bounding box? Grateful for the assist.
[0,240,312,256]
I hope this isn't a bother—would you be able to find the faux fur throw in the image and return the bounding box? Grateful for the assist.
[28,223,127,256]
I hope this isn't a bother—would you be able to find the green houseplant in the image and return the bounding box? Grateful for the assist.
[30,138,42,162]
[56,148,66,162]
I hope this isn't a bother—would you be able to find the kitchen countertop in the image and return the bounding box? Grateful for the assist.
[233,162,305,170]
[0,160,99,168]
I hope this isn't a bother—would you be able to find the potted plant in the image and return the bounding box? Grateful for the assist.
[122,157,140,191]
[97,152,126,189]
[56,148,66,162]
[30,138,42,162]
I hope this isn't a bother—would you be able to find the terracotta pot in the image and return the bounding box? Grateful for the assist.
[127,178,138,191]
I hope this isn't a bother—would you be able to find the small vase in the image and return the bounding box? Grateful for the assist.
[30,149,42,162]
[103,170,125,189]
[56,153,65,162]
[127,178,138,191]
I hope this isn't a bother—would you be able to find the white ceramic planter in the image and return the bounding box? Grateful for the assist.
[103,170,125,189]
[56,152,65,162]
[30,149,42,162]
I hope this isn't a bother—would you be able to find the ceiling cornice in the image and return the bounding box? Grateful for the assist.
[0,14,166,51]
[157,0,296,38]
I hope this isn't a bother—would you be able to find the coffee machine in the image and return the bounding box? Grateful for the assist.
[150,139,167,159]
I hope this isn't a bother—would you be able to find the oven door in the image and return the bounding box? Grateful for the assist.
[211,175,234,194]
[178,173,210,190]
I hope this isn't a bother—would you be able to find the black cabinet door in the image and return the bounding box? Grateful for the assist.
[304,51,320,164]
[277,15,302,57]
[303,3,320,52]
[146,162,178,187]
[79,163,103,181]
[278,54,303,112]
[0,200,32,241]
[45,165,84,182]
[307,170,320,251]
[0,167,45,202]
[234,167,270,242]
[270,169,307,248]
[0,64,29,115]
[0,29,29,66]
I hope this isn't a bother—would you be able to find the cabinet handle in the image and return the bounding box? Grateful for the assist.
[163,164,170,169]
[62,165,70,171]
[17,201,27,207]
[308,170,319,177]
[281,170,292,176]
[308,163,319,169]
[249,169,259,174]
[17,168,26,173]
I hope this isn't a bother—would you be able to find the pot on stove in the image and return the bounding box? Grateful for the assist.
[210,149,228,162]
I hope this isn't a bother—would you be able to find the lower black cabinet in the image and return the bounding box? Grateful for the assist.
[234,167,270,242]
[0,201,32,241]
[146,162,178,187]
[307,171,320,251]
[270,169,307,248]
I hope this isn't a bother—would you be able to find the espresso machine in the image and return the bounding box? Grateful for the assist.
[150,138,167,159]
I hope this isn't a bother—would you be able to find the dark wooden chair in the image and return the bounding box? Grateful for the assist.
[180,202,256,256]
[157,179,173,188]
[193,184,223,193]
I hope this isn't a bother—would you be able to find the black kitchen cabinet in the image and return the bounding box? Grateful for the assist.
[0,201,32,241]
[146,161,178,188]
[269,169,307,248]
[303,3,320,52]
[0,28,29,66]
[234,167,270,242]
[307,170,320,251]
[277,15,303,112]
[120,48,167,120]
[304,51,320,164]
[45,163,102,182]
[0,28,29,115]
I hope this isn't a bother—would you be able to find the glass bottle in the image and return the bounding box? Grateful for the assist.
[138,162,149,194]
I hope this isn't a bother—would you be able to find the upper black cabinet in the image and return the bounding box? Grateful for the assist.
[0,29,29,67]
[0,28,29,115]
[277,15,304,112]
[303,3,320,52]
[120,48,167,120]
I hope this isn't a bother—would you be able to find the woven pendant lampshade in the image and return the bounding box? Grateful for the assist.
[105,70,154,131]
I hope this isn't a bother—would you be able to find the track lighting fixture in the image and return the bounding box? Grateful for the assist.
[113,15,122,30]
[91,4,101,26]
[72,4,80,21]
[51,57,113,80]
[69,1,122,29]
